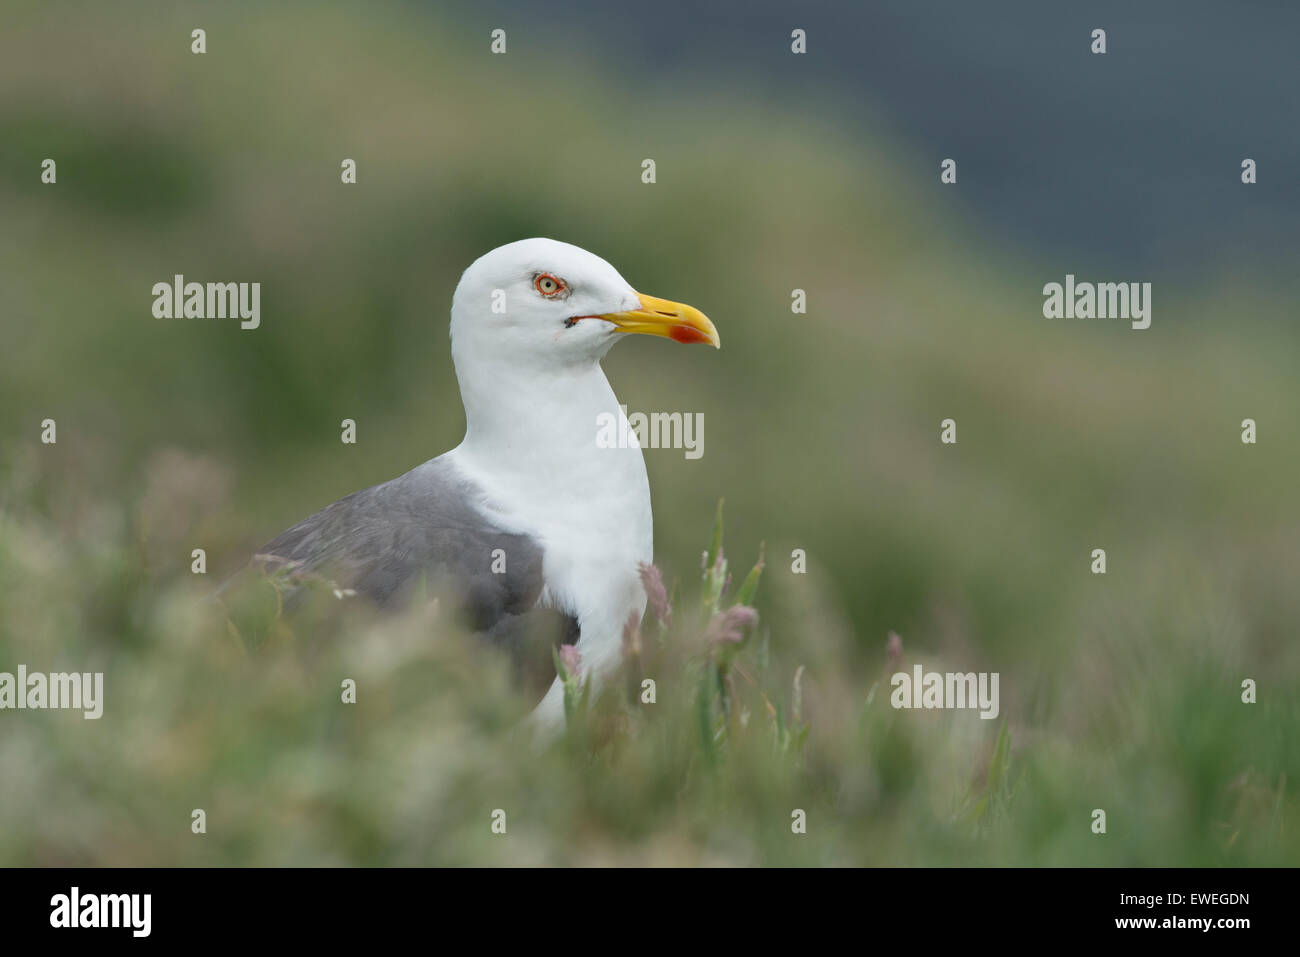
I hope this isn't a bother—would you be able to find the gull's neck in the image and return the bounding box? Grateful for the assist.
[448,350,655,601]
[449,354,650,522]
[455,356,618,460]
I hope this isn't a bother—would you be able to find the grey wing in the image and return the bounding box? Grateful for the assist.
[249,456,576,692]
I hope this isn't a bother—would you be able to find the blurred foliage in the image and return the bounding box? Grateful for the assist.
[0,0,1297,865]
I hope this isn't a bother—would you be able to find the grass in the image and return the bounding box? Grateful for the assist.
[1,482,1294,865]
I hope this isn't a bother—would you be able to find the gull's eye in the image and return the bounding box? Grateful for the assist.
[534,273,566,298]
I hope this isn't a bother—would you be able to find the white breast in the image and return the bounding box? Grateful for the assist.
[447,370,652,728]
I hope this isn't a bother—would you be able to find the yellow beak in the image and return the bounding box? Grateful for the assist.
[598,293,720,348]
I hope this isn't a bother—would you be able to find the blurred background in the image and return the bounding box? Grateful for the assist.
[0,0,1296,865]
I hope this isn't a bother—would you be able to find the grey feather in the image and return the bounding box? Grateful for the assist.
[246,456,576,693]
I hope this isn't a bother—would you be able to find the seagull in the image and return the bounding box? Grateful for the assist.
[246,238,720,728]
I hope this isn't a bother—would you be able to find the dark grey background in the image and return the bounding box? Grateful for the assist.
[458,0,1299,283]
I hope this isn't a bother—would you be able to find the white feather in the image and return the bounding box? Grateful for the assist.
[444,239,654,730]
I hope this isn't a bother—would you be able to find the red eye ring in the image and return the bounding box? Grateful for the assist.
[534,273,566,297]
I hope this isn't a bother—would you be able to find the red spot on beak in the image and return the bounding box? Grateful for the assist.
[669,324,712,345]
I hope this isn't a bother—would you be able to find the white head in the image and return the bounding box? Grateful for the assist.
[449,238,719,376]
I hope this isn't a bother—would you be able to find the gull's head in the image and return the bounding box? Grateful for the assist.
[450,238,719,371]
